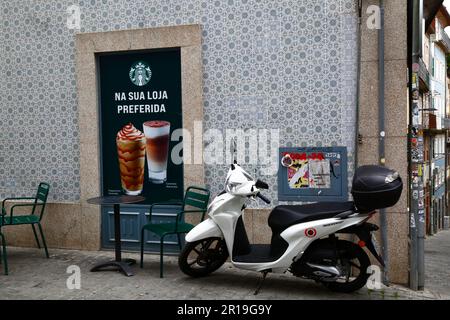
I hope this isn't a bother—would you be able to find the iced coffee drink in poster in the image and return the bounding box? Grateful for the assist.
[143,120,170,183]
[116,123,146,195]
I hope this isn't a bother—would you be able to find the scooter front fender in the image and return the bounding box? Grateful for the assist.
[185,218,223,243]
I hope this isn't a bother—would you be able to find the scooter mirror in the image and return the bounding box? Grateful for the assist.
[229,137,237,164]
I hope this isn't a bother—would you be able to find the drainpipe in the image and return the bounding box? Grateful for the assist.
[378,0,389,286]
[354,0,363,169]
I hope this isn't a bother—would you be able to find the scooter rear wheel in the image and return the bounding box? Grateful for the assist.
[178,237,228,277]
[323,240,371,293]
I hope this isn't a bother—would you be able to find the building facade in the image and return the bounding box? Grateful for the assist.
[0,0,411,285]
[420,6,450,235]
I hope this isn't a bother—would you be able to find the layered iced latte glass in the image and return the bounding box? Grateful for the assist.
[143,120,170,183]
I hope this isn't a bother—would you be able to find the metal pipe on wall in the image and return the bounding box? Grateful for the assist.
[378,0,390,285]
[415,0,425,291]
[349,0,363,252]
[408,0,418,290]
[409,0,425,291]
[354,0,363,169]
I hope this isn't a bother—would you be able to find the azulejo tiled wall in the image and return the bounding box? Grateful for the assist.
[0,0,358,204]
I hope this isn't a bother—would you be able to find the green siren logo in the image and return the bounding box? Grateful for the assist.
[129,61,151,86]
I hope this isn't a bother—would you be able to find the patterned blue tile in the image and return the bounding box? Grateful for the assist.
[0,0,358,204]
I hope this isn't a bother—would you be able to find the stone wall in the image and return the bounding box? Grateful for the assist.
[357,0,409,285]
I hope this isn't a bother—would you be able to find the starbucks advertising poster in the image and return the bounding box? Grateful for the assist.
[98,48,183,204]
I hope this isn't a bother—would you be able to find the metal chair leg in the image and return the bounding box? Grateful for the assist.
[160,235,165,278]
[31,224,41,248]
[37,223,49,258]
[0,233,8,275]
[177,233,182,250]
[140,228,145,268]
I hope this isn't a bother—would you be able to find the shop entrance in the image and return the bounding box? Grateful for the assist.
[97,48,184,252]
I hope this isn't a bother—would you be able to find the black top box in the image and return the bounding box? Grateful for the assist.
[351,165,403,212]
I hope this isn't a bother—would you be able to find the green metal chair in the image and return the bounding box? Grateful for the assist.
[0,230,7,275]
[140,186,210,278]
[0,182,50,263]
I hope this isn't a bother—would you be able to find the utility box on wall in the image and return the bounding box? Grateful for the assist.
[278,147,348,202]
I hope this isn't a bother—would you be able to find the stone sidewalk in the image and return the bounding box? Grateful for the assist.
[425,229,450,299]
[0,243,446,300]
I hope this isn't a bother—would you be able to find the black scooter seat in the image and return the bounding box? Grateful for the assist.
[268,202,355,234]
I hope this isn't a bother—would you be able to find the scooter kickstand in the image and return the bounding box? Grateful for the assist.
[253,271,269,295]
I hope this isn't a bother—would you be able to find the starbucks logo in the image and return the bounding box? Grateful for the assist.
[129,61,151,86]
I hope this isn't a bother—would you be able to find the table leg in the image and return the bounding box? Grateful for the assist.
[113,203,122,262]
[90,204,136,276]
[91,259,135,277]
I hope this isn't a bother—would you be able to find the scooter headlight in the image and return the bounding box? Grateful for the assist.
[225,179,240,194]
[225,165,253,194]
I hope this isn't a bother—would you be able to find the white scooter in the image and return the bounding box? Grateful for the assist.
[178,162,402,293]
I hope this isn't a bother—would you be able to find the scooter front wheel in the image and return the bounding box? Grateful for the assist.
[178,237,229,277]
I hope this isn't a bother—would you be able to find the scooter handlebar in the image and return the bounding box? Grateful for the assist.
[255,179,269,189]
[257,192,271,204]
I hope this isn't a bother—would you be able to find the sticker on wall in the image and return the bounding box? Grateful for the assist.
[411,73,418,89]
[411,133,424,163]
[410,215,416,228]
[284,153,331,189]
[418,210,425,224]
[418,198,424,209]
[412,102,419,116]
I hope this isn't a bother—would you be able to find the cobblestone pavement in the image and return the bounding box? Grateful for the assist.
[425,229,450,299]
[0,244,446,300]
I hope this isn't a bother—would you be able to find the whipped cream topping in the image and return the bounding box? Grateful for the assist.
[117,123,145,141]
[143,120,170,128]
[143,121,170,138]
